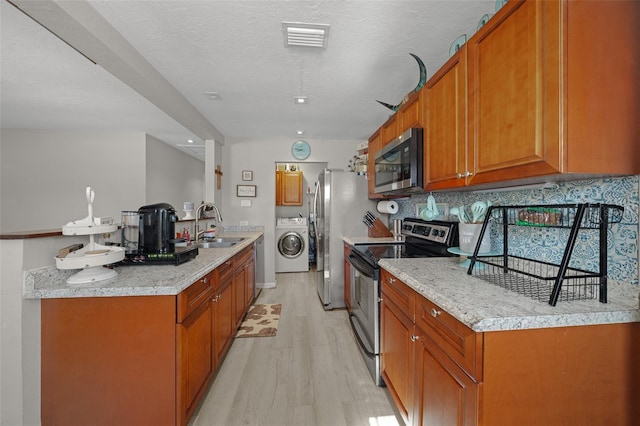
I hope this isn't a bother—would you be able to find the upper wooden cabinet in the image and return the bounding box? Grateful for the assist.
[276,170,303,206]
[465,0,639,187]
[424,46,468,190]
[398,92,422,133]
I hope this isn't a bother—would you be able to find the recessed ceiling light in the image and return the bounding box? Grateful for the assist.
[187,139,194,144]
[204,91,222,100]
[294,96,308,104]
[282,22,330,48]
[297,130,304,135]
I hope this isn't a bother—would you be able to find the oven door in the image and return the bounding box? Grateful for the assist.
[347,253,383,386]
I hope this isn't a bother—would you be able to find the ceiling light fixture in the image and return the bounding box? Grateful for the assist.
[204,91,222,100]
[187,139,194,144]
[282,22,330,48]
[297,130,304,135]
[294,96,308,104]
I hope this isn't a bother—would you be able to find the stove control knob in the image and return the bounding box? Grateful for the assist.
[438,230,446,237]
[431,229,438,236]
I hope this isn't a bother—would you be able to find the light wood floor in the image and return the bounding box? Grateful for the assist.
[190,269,402,426]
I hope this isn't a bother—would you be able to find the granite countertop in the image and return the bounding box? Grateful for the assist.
[379,257,640,332]
[23,232,263,299]
[343,236,403,245]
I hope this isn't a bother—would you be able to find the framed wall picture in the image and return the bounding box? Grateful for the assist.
[242,170,253,181]
[237,185,257,197]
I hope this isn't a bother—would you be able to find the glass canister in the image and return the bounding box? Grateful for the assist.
[121,211,139,254]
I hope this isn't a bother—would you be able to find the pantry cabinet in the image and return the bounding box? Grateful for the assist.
[276,170,303,206]
[380,266,640,425]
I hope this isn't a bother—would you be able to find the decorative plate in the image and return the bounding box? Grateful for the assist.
[495,0,508,12]
[449,34,467,57]
[477,13,493,31]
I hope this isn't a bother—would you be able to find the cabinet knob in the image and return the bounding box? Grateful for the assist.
[430,308,441,318]
[387,277,396,284]
[202,277,209,284]
[410,335,419,342]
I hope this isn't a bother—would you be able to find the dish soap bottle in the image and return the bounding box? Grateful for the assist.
[182,227,190,244]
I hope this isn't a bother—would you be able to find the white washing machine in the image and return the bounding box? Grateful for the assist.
[275,217,309,273]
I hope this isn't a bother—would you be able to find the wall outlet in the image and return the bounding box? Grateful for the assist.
[239,220,249,226]
[240,199,251,207]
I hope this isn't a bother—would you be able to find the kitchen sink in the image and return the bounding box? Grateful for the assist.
[197,237,247,249]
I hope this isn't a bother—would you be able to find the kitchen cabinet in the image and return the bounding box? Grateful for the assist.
[343,242,352,309]
[398,91,422,133]
[380,269,416,425]
[380,266,640,425]
[176,271,215,423]
[213,258,235,367]
[424,46,468,190]
[233,245,255,327]
[276,170,303,206]
[41,245,257,426]
[463,0,640,187]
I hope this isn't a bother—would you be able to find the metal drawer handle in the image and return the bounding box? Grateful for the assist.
[430,308,441,318]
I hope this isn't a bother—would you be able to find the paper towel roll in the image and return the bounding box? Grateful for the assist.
[377,200,398,214]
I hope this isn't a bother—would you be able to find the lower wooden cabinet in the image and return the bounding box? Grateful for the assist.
[380,267,640,426]
[41,245,257,426]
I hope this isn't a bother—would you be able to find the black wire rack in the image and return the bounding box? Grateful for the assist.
[467,203,624,306]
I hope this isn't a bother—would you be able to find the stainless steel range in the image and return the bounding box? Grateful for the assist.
[347,218,459,386]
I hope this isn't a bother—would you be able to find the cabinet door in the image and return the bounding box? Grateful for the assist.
[467,0,561,186]
[275,171,282,205]
[213,274,234,365]
[425,47,468,190]
[398,92,421,133]
[234,262,248,326]
[381,296,415,425]
[280,171,303,205]
[343,243,352,310]
[177,300,214,424]
[245,255,255,306]
[414,334,477,426]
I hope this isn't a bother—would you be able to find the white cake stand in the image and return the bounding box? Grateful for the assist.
[55,187,125,285]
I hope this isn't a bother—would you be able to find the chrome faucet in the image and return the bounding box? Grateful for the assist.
[195,202,223,240]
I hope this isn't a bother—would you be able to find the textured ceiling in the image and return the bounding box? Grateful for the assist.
[1,0,497,160]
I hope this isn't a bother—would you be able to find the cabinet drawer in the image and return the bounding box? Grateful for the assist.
[234,246,253,268]
[177,272,215,323]
[415,296,483,381]
[380,269,415,319]
[215,259,234,287]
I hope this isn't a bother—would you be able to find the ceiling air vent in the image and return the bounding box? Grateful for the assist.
[282,22,330,48]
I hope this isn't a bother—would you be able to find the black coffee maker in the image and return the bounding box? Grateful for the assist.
[137,203,178,254]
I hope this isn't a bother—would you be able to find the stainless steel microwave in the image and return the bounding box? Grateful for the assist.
[373,127,423,195]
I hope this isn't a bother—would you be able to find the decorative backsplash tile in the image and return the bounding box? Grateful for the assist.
[393,176,639,285]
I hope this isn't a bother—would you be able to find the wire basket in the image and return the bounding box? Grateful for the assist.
[468,203,623,306]
[470,256,602,303]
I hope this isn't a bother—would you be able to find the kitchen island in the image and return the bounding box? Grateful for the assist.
[378,257,640,426]
[25,231,263,426]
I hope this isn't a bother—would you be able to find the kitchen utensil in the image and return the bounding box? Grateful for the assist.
[449,207,460,222]
[423,194,439,220]
[471,201,488,223]
[458,205,468,223]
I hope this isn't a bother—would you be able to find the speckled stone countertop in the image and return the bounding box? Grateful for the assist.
[23,232,263,299]
[379,257,640,332]
[343,236,403,245]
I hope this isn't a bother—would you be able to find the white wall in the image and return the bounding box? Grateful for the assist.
[0,129,146,232]
[145,134,205,214]
[222,137,363,284]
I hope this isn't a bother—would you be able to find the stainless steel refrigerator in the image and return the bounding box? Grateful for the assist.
[312,169,376,310]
